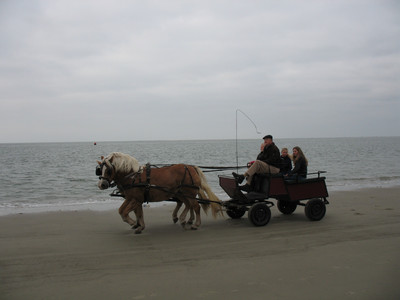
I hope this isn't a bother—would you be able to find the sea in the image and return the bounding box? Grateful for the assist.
[1,137,399,216]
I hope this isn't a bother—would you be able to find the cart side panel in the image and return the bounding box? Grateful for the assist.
[285,178,328,201]
[269,177,287,196]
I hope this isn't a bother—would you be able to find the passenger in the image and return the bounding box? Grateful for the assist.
[247,140,269,168]
[233,134,281,192]
[285,146,308,181]
[280,147,292,175]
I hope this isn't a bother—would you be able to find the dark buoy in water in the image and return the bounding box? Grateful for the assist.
[94,142,97,145]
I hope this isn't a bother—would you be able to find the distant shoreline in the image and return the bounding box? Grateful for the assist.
[1,135,400,145]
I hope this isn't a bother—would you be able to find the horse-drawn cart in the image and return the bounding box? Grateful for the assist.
[219,172,329,226]
[97,152,329,232]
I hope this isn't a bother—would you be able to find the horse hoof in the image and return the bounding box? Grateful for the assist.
[131,224,139,229]
[173,218,178,224]
[191,226,198,230]
[134,229,142,234]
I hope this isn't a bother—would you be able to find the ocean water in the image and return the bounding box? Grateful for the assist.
[0,137,399,215]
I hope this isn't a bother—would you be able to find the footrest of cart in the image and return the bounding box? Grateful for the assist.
[284,177,326,184]
[245,192,269,201]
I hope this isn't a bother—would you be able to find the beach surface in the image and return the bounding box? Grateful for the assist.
[1,187,399,300]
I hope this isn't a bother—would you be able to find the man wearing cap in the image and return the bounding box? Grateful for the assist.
[233,135,281,192]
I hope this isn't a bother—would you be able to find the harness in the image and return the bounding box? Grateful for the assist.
[117,164,199,203]
[144,163,151,202]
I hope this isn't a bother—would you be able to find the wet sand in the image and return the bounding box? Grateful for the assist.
[1,187,399,300]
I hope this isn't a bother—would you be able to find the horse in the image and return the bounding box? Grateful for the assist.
[96,152,193,228]
[96,152,221,233]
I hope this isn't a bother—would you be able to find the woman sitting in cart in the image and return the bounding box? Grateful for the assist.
[285,146,308,181]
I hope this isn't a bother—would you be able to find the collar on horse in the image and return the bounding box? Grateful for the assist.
[116,163,151,201]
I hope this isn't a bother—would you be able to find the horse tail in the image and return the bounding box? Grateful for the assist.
[197,188,210,214]
[193,166,223,218]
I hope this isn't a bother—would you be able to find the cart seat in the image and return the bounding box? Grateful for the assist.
[246,174,273,200]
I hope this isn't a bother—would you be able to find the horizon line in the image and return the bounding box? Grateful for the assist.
[1,135,399,144]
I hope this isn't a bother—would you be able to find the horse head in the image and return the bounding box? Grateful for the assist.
[96,152,140,190]
[97,155,116,190]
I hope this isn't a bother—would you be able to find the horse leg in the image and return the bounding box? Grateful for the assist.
[178,199,191,228]
[187,206,195,225]
[190,199,202,230]
[127,200,141,229]
[118,199,137,227]
[172,200,182,224]
[173,198,194,225]
[132,202,145,234]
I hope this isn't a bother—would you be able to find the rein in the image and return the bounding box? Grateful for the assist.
[147,164,248,172]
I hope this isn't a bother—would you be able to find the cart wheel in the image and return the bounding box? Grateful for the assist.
[305,198,326,221]
[226,207,247,219]
[277,200,297,215]
[248,203,271,226]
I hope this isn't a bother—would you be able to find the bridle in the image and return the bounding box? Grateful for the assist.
[96,160,144,189]
[96,161,116,187]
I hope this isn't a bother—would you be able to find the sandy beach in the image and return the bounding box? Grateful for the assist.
[1,187,399,300]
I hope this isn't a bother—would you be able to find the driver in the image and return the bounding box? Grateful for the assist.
[233,135,281,192]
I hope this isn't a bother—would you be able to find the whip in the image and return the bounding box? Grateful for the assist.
[235,109,262,172]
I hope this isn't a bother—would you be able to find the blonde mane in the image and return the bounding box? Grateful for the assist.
[105,152,140,173]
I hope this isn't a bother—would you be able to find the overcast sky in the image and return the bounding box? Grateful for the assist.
[0,0,399,143]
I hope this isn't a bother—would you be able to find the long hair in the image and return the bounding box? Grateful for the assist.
[105,152,140,173]
[293,146,308,166]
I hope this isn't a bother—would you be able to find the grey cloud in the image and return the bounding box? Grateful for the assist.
[0,0,399,142]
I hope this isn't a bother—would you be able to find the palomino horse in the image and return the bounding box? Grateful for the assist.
[97,152,221,233]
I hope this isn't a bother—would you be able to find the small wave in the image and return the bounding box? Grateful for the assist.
[328,177,400,191]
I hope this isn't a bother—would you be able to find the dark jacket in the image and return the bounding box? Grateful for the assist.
[256,142,281,168]
[289,157,308,177]
[280,156,292,174]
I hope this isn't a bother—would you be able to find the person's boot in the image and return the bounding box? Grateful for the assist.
[232,172,245,184]
[238,184,251,192]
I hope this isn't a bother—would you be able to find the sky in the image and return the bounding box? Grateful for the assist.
[0,0,399,143]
